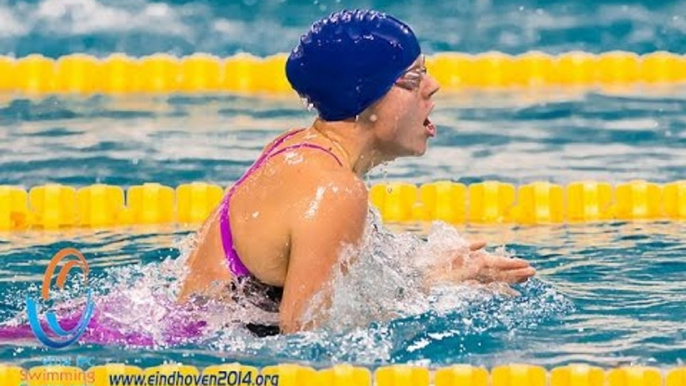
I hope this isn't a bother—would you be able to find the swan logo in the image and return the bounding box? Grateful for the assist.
[26,248,95,349]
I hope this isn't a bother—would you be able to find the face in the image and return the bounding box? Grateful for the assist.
[362,55,440,158]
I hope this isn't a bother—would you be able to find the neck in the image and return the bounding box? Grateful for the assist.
[311,118,391,176]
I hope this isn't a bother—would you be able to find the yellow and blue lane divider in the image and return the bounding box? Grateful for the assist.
[0,180,684,230]
[1,51,686,94]
[0,363,685,386]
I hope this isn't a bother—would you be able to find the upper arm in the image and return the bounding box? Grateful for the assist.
[279,173,368,333]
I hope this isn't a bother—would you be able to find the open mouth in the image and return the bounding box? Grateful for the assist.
[424,117,436,137]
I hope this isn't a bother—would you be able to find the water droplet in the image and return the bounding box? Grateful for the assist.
[370,114,378,122]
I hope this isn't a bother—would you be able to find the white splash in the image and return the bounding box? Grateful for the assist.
[301,207,454,331]
[305,186,326,218]
[284,151,303,165]
[300,206,564,336]
[1,206,572,366]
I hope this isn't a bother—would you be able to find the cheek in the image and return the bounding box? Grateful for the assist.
[372,93,421,142]
[384,109,414,140]
[375,105,406,136]
[397,100,422,133]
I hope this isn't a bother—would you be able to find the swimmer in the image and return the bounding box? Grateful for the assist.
[178,9,536,335]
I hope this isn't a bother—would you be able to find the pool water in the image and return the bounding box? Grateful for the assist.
[1,0,686,372]
[0,91,685,369]
[3,0,686,57]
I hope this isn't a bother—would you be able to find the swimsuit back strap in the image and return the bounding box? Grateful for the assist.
[230,129,307,191]
[265,143,344,167]
[219,129,305,277]
[220,132,345,278]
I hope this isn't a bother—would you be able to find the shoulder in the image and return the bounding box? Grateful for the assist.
[270,143,367,210]
[293,167,368,221]
[286,170,369,273]
[279,159,368,241]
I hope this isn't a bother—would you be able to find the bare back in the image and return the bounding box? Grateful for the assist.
[178,129,366,309]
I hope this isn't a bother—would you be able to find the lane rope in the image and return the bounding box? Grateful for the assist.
[1,51,686,94]
[0,363,682,386]
[0,180,683,230]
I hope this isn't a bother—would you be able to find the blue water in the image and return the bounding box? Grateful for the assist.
[1,0,686,371]
[0,92,684,187]
[2,0,686,57]
[1,215,685,368]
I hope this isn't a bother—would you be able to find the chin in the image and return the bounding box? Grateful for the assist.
[412,143,428,156]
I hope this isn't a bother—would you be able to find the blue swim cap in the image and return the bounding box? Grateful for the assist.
[286,9,421,121]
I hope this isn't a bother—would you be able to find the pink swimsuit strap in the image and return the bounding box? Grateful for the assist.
[219,129,344,277]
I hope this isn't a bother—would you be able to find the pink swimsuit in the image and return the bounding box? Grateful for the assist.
[215,129,343,336]
[218,128,343,278]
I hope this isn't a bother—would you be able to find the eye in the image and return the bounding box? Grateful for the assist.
[407,68,424,79]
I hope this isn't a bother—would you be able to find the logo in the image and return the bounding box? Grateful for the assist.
[26,248,95,348]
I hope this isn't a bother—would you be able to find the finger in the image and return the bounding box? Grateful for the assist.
[502,287,521,297]
[469,239,486,251]
[500,267,536,284]
[488,282,520,297]
[487,256,531,270]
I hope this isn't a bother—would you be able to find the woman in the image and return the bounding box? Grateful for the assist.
[178,9,536,335]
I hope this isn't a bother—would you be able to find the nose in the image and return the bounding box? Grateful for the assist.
[423,73,440,99]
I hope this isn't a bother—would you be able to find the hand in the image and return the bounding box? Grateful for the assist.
[428,240,536,286]
[460,248,536,284]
